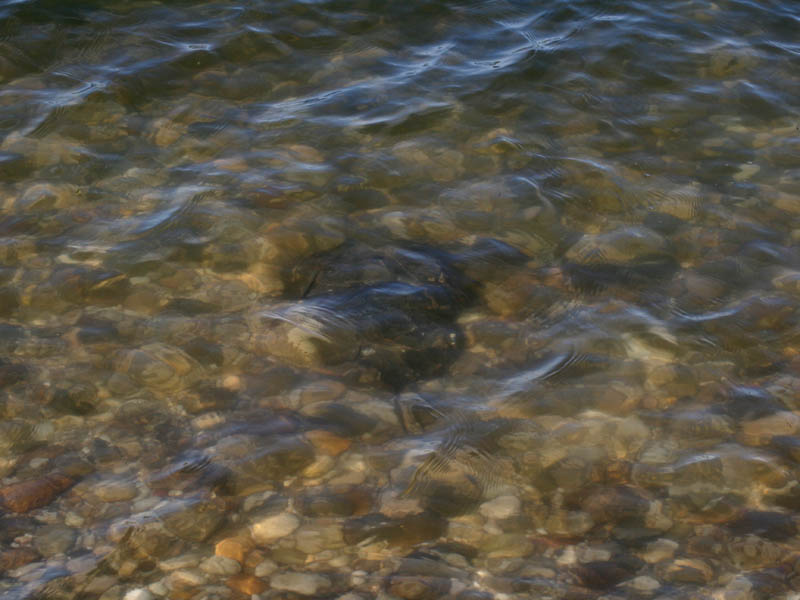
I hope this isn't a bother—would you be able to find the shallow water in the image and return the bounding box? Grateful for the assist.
[1,0,800,598]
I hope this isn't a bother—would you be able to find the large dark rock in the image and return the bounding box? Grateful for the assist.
[255,239,526,389]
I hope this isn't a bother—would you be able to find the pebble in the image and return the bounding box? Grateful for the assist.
[479,495,521,520]
[158,554,204,572]
[254,558,279,577]
[250,512,300,545]
[199,555,241,576]
[306,429,352,456]
[226,574,267,595]
[167,569,207,589]
[34,524,77,557]
[662,558,713,584]
[215,536,252,563]
[123,590,154,600]
[95,480,138,503]
[624,575,661,592]
[295,523,345,554]
[641,538,678,563]
[270,572,332,596]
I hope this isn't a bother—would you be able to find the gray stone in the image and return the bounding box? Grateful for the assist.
[250,512,299,545]
[270,572,332,596]
[199,555,241,576]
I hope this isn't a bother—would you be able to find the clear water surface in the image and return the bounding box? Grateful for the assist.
[1,0,800,599]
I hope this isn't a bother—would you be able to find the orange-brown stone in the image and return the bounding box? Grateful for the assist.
[306,429,351,456]
[227,574,267,595]
[0,473,74,513]
[0,548,39,571]
[215,536,253,564]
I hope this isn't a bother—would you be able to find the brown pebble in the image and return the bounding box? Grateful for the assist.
[0,473,74,513]
[216,536,253,563]
[306,429,351,456]
[227,574,267,595]
[0,547,39,571]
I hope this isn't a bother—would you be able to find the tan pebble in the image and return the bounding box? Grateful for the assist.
[222,375,242,391]
[306,429,351,456]
[775,193,800,214]
[250,512,299,545]
[215,536,253,563]
[212,157,249,172]
[741,411,800,444]
[663,558,713,584]
[288,144,325,163]
[226,574,267,595]
[95,480,137,503]
[168,569,206,589]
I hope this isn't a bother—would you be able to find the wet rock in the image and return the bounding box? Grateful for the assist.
[181,338,225,369]
[270,572,332,596]
[114,343,203,393]
[167,569,207,589]
[0,285,20,317]
[727,510,797,541]
[0,361,28,389]
[295,486,373,518]
[581,486,650,523]
[575,557,642,590]
[177,385,237,414]
[387,575,450,600]
[480,495,521,520]
[226,574,267,595]
[740,411,800,445]
[343,512,447,546]
[294,523,345,554]
[622,575,660,593]
[34,524,77,557]
[301,402,377,436]
[250,512,300,545]
[0,547,39,571]
[160,497,227,542]
[641,538,678,563]
[215,536,253,564]
[306,429,351,456]
[200,555,241,576]
[0,472,75,513]
[661,558,713,585]
[479,533,533,558]
[94,479,138,503]
[229,436,315,495]
[49,382,99,415]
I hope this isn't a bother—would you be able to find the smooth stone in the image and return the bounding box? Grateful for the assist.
[167,569,207,588]
[387,575,450,600]
[294,523,345,554]
[624,575,660,592]
[479,495,521,520]
[641,538,678,563]
[215,536,253,563]
[270,572,332,596]
[662,558,713,584]
[254,559,278,577]
[199,555,241,576]
[123,590,154,600]
[250,512,300,545]
[226,574,267,595]
[95,480,138,503]
[34,525,77,557]
[158,554,204,571]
